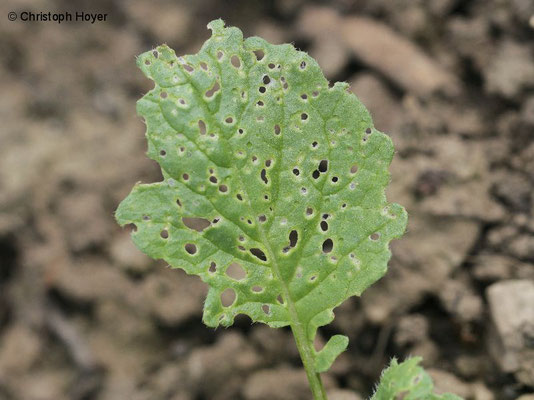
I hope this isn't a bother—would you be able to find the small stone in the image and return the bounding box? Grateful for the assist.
[395,314,429,346]
[0,324,41,374]
[439,280,483,322]
[485,41,534,98]
[110,231,152,273]
[427,369,472,398]
[243,366,335,400]
[487,280,534,386]
[327,389,362,400]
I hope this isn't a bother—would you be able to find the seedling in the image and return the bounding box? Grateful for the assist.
[116,20,462,400]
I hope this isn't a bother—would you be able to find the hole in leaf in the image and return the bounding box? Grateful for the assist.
[217,50,224,60]
[236,194,243,201]
[176,198,182,207]
[219,185,228,193]
[198,120,207,135]
[262,304,270,315]
[182,63,194,73]
[366,127,372,134]
[209,176,218,184]
[301,113,308,121]
[265,160,272,167]
[259,86,266,94]
[289,230,298,248]
[160,150,166,156]
[263,75,271,84]
[277,294,284,304]
[144,60,151,66]
[257,101,264,107]
[221,288,236,307]
[261,169,268,184]
[259,215,267,223]
[300,61,307,69]
[268,63,275,69]
[152,50,159,58]
[306,207,313,216]
[309,275,317,282]
[301,187,307,194]
[252,286,263,293]
[312,91,319,97]
[350,164,358,174]
[331,176,339,183]
[322,239,333,253]
[238,245,246,251]
[182,217,211,232]
[160,229,169,239]
[225,117,234,124]
[250,248,267,262]
[185,243,197,254]
[160,91,168,99]
[301,94,308,100]
[312,170,320,179]
[209,262,217,273]
[143,215,150,221]
[370,232,381,241]
[200,62,208,71]
[253,49,265,61]
[178,98,186,105]
[205,82,220,98]
[292,168,300,176]
[320,221,328,232]
[182,173,189,181]
[274,125,281,135]
[231,55,241,68]
[226,262,246,281]
[318,160,328,173]
[213,218,220,224]
[312,141,318,148]
[322,214,329,219]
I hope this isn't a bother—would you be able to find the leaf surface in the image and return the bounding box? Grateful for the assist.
[371,357,464,400]
[116,19,407,372]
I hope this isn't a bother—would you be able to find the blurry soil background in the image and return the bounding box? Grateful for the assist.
[1,0,533,399]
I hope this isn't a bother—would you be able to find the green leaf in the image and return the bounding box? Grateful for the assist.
[116,19,407,372]
[314,334,349,373]
[371,358,464,400]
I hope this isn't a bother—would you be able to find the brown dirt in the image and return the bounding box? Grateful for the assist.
[0,0,533,399]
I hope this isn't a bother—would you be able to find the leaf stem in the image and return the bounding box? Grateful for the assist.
[290,322,328,400]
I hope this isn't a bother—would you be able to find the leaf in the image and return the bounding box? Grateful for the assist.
[371,358,464,400]
[314,334,349,373]
[116,19,407,372]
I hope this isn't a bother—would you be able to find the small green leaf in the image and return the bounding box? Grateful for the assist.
[116,19,407,374]
[314,334,349,373]
[371,358,464,400]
